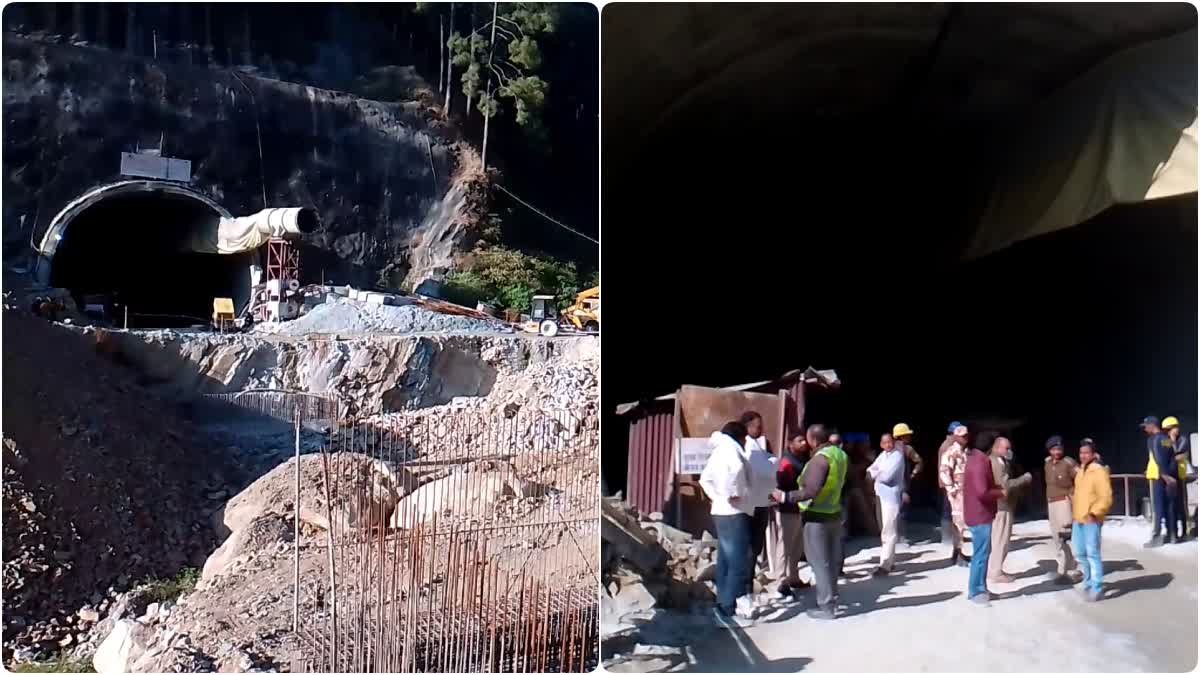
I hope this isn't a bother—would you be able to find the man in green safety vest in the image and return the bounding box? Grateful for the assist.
[773,424,849,620]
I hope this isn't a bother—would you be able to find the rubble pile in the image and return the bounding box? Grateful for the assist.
[257,297,507,336]
[600,499,715,638]
[1,311,233,666]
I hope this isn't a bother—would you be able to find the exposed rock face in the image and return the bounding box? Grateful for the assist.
[84,326,597,416]
[2,33,487,288]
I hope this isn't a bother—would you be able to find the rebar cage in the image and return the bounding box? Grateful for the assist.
[206,390,599,672]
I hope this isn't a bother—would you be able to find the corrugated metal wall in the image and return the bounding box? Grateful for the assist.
[625,406,675,517]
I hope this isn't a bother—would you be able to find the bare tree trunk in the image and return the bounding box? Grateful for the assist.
[443,2,455,115]
[438,16,444,97]
[480,1,498,169]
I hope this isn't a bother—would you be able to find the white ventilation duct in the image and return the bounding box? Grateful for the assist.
[215,207,320,254]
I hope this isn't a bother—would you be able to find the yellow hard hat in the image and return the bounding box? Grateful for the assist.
[1163,416,1180,429]
[892,422,914,438]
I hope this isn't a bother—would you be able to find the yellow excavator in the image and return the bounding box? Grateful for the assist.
[523,286,599,337]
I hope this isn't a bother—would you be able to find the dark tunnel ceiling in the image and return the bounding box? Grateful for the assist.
[603,3,1197,151]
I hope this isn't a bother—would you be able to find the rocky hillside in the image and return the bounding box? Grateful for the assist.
[2,33,488,289]
[79,327,598,417]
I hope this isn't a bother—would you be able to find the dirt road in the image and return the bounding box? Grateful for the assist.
[606,520,1197,673]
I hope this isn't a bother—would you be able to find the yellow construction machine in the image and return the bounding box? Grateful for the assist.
[522,286,599,337]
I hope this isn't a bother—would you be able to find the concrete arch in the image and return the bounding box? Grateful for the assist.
[36,180,255,326]
[36,180,231,269]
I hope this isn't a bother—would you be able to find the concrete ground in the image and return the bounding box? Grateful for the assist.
[605,519,1198,673]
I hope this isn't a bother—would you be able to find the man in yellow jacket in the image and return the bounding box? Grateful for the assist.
[1072,438,1113,602]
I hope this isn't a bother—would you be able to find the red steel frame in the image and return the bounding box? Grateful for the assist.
[265,238,300,283]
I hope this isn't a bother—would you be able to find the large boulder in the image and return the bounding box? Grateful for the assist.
[387,461,530,529]
[214,453,418,539]
[201,513,293,583]
[92,620,152,674]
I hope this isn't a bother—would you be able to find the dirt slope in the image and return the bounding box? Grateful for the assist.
[2,311,233,660]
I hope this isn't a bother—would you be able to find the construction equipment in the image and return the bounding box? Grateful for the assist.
[520,286,600,337]
[562,286,600,333]
[212,297,236,332]
[526,294,561,336]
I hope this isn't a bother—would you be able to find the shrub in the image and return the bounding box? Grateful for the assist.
[140,567,200,603]
[444,247,582,313]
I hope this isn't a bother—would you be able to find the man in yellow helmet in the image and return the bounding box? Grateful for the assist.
[892,422,923,544]
[773,423,848,620]
[1163,417,1193,540]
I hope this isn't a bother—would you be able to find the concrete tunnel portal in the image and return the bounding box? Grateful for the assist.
[38,181,319,328]
[39,181,252,327]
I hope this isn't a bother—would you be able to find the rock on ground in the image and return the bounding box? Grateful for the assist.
[214,452,418,539]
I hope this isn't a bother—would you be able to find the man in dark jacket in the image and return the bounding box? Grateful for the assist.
[773,424,848,620]
[768,432,810,599]
[962,431,1006,606]
[1143,416,1179,547]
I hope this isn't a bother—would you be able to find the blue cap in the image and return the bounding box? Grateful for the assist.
[947,421,964,433]
[1141,416,1160,428]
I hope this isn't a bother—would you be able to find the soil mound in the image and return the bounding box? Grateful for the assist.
[2,311,231,660]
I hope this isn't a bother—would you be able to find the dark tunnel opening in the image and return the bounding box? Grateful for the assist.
[48,190,252,328]
[600,9,1199,511]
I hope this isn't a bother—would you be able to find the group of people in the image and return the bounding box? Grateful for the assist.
[698,412,1193,627]
[698,412,848,626]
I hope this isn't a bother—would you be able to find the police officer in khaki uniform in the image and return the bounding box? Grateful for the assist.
[1043,436,1078,583]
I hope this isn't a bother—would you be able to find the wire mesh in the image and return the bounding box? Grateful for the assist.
[203,389,343,424]
[203,390,599,673]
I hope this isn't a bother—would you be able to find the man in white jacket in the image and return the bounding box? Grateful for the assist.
[699,421,758,627]
[867,433,905,575]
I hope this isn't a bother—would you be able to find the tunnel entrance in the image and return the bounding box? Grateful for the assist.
[602,5,1198,501]
[44,183,253,328]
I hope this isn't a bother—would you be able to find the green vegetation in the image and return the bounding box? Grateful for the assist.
[8,655,94,673]
[443,246,588,313]
[448,4,557,132]
[140,567,200,603]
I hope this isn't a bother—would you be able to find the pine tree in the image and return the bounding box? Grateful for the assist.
[448,2,557,168]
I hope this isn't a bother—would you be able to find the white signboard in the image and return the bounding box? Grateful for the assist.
[677,437,714,474]
[120,152,192,182]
